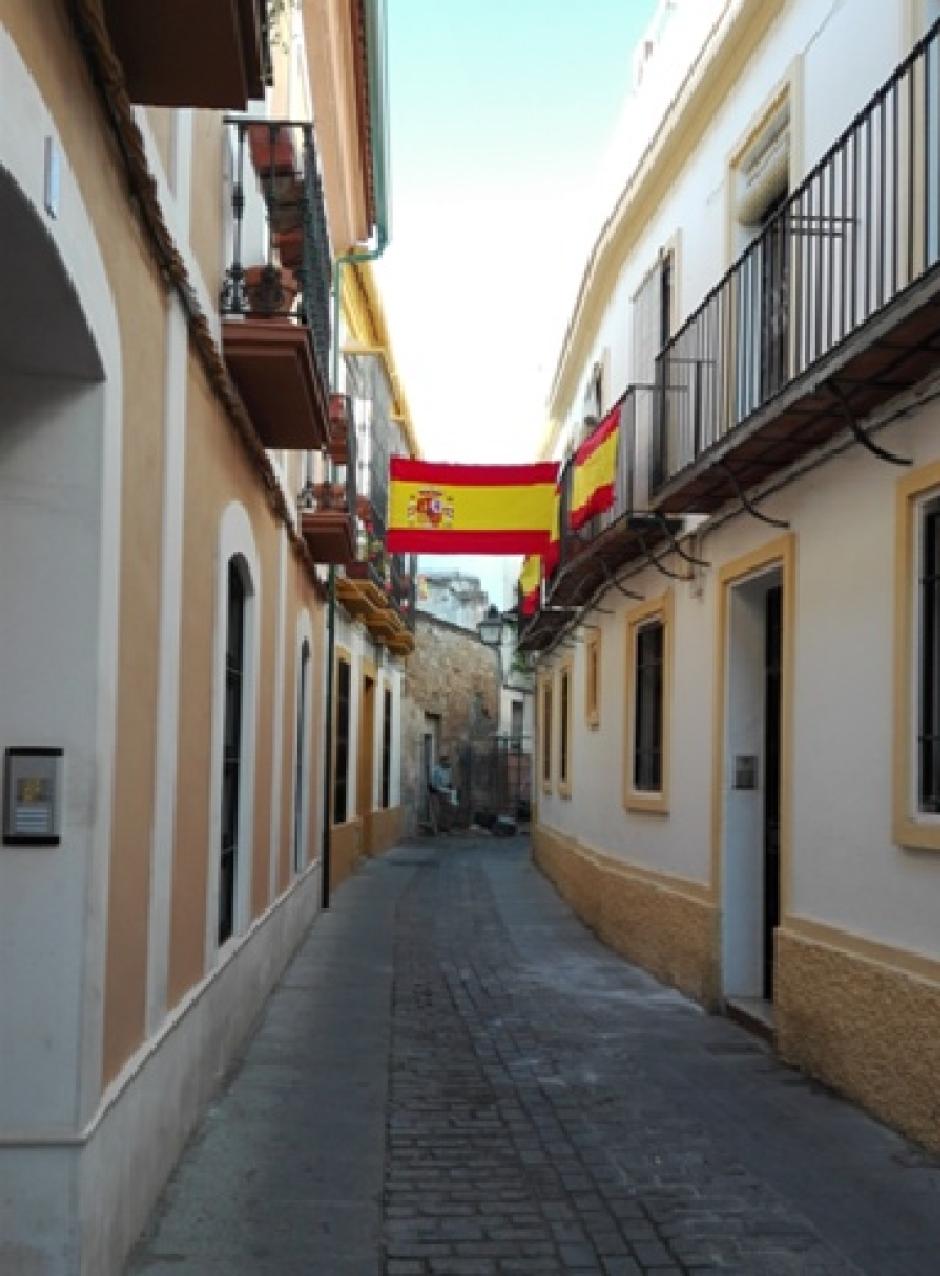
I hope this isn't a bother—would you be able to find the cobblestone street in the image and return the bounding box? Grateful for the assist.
[129,838,940,1275]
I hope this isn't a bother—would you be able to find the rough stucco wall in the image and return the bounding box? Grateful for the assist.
[400,614,500,829]
[533,825,719,1006]
[776,928,940,1155]
[331,818,363,889]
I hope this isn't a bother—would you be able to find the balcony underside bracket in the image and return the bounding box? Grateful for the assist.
[635,528,692,582]
[596,557,643,602]
[827,380,912,467]
[650,513,710,568]
[717,462,790,530]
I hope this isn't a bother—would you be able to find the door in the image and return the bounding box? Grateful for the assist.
[760,194,789,401]
[357,674,376,837]
[722,565,784,1003]
[763,585,783,999]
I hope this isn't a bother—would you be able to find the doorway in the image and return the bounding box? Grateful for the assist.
[421,713,440,825]
[357,672,376,847]
[721,563,785,1007]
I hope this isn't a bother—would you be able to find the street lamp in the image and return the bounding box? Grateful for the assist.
[477,603,504,650]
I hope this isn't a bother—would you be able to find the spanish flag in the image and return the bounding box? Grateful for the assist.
[387,459,560,554]
[569,405,620,530]
[519,555,541,616]
[542,481,561,578]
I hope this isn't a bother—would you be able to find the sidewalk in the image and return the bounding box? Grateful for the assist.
[129,837,940,1275]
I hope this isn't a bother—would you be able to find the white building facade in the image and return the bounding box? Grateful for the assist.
[527,0,940,1155]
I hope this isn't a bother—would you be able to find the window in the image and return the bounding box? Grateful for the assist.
[625,593,672,814]
[382,686,393,809]
[585,630,601,728]
[558,660,573,798]
[634,623,664,792]
[541,676,553,791]
[292,639,311,872]
[919,499,940,812]
[511,699,524,743]
[220,559,246,944]
[333,654,351,825]
[895,464,940,850]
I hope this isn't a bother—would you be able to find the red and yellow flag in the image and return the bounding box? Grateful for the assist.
[387,459,560,554]
[519,555,540,616]
[542,482,561,578]
[569,405,620,530]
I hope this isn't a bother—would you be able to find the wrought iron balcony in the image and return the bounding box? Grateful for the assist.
[651,19,940,512]
[222,119,332,451]
[299,404,358,566]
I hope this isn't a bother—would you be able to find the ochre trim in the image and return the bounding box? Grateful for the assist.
[893,459,940,851]
[329,817,363,889]
[781,914,940,985]
[711,534,795,910]
[534,823,718,1004]
[776,922,940,1154]
[366,804,404,856]
[623,590,673,815]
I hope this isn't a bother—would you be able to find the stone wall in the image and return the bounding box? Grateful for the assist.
[400,612,500,831]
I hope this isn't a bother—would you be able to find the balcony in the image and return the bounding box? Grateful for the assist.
[651,20,940,515]
[104,0,269,109]
[519,388,678,652]
[338,516,416,653]
[222,120,332,451]
[328,394,353,465]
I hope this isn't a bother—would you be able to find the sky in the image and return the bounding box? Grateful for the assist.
[375,0,660,606]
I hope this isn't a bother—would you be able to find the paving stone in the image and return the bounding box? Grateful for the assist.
[128,839,940,1276]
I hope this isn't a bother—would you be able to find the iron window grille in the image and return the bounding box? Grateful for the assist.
[220,559,246,944]
[919,501,940,811]
[634,620,664,792]
[333,657,351,825]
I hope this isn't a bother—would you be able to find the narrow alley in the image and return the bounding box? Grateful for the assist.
[128,838,940,1276]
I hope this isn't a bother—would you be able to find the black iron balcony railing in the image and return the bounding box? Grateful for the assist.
[652,18,940,497]
[551,385,662,577]
[222,118,332,401]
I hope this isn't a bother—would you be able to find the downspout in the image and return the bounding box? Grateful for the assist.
[321,0,390,910]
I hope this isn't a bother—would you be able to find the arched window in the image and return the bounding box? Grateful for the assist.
[292,638,311,872]
[220,556,249,944]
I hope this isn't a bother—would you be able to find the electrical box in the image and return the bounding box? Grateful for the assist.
[732,754,759,791]
[3,748,63,846]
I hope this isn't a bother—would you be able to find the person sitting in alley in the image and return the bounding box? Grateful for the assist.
[429,755,457,834]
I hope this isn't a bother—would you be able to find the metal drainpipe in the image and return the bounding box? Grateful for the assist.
[321,0,391,910]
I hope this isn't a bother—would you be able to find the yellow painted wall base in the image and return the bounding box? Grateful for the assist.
[366,805,404,856]
[533,824,719,1005]
[330,819,363,889]
[776,924,940,1154]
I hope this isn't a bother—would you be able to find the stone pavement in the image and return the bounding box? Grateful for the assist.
[128,837,940,1275]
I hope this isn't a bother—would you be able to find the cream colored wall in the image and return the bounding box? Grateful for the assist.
[538,393,940,972]
[189,111,225,313]
[551,0,908,453]
[0,0,182,1088]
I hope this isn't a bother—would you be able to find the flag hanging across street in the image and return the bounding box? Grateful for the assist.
[569,403,620,530]
[519,554,541,615]
[387,459,560,554]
